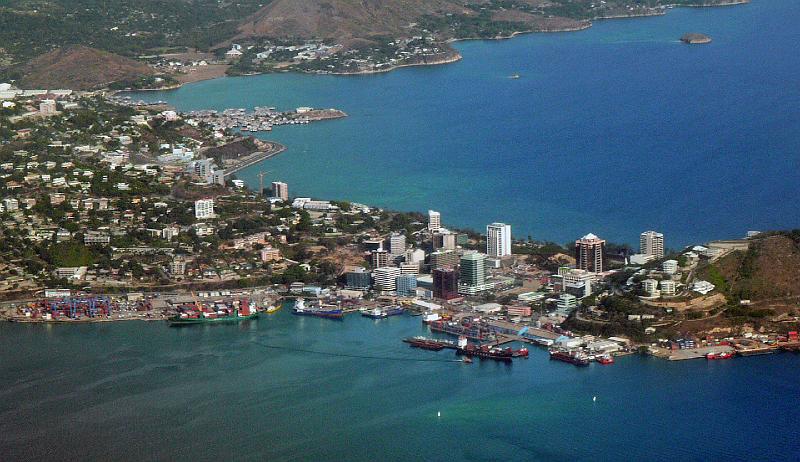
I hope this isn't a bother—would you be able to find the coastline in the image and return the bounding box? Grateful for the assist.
[125,0,750,89]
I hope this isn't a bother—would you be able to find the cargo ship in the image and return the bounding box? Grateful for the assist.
[428,319,495,341]
[292,299,344,319]
[456,344,513,362]
[169,299,258,326]
[403,336,454,351]
[549,349,590,366]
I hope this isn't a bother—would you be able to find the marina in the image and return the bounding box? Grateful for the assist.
[186,106,347,133]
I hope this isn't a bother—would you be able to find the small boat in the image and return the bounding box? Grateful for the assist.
[266,304,281,314]
[597,354,614,365]
[509,74,520,79]
[463,357,473,364]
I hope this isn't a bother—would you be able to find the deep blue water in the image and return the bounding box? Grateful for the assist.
[131,0,800,248]
[2,314,799,461]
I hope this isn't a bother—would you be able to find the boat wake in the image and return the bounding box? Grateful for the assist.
[252,341,464,363]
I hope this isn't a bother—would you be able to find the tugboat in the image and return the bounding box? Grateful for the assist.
[707,351,734,360]
[292,299,344,319]
[549,349,590,366]
[512,347,529,358]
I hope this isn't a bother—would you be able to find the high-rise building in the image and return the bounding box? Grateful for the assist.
[194,199,215,219]
[459,253,488,295]
[432,231,456,251]
[371,249,389,268]
[428,210,441,232]
[373,267,401,292]
[430,250,459,270]
[486,222,512,257]
[345,268,371,290]
[388,233,406,257]
[433,268,459,300]
[575,233,606,273]
[396,274,417,297]
[271,181,289,201]
[640,231,665,259]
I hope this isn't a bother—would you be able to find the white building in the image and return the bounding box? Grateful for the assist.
[39,99,57,116]
[563,269,595,298]
[388,233,406,257]
[662,259,678,275]
[405,248,426,266]
[373,267,401,292]
[486,222,512,258]
[194,199,215,219]
[642,279,660,297]
[660,280,677,296]
[640,231,665,259]
[557,294,577,311]
[428,210,441,232]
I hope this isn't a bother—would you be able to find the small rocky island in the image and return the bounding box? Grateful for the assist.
[681,33,712,44]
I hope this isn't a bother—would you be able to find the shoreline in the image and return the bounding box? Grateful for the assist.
[128,0,748,88]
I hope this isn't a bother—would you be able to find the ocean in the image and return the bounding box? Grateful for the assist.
[129,0,800,248]
[2,314,799,461]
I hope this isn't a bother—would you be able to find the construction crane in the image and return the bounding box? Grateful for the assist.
[257,171,272,196]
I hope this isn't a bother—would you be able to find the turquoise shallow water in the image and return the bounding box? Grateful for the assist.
[1,315,799,461]
[131,0,800,247]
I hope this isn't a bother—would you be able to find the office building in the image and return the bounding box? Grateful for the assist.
[640,231,665,259]
[486,222,512,257]
[433,231,457,251]
[459,253,491,295]
[194,199,215,219]
[428,210,441,232]
[345,268,371,290]
[433,268,459,300]
[399,262,419,275]
[575,233,606,273]
[373,267,401,292]
[430,250,459,270]
[271,181,289,201]
[396,274,417,297]
[388,233,406,257]
[563,269,595,298]
[371,249,389,268]
[405,248,426,266]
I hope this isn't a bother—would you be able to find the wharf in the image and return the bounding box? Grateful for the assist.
[662,345,735,361]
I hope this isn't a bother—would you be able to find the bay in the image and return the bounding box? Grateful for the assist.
[131,0,800,247]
